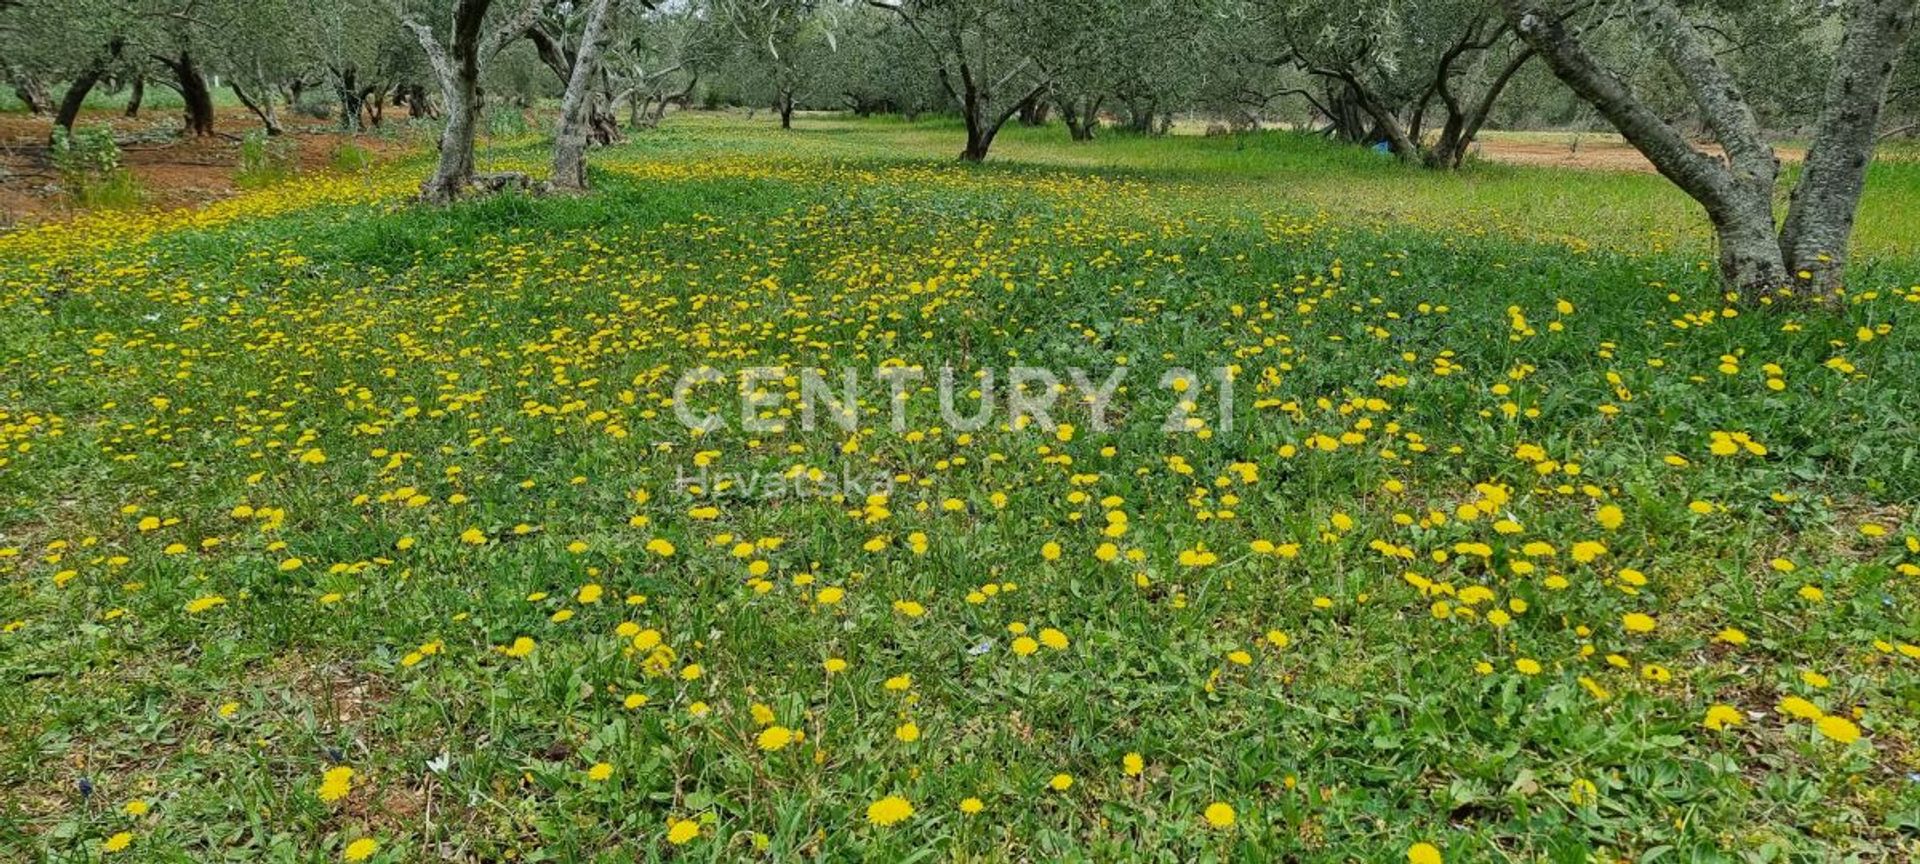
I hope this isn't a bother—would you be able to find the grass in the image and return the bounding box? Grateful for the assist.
[2,112,1919,862]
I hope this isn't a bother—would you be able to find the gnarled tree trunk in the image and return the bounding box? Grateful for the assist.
[54,39,123,137]
[1054,92,1100,141]
[1778,0,1917,287]
[406,0,545,203]
[1504,0,1917,297]
[550,0,619,192]
[9,68,50,114]
[154,51,215,136]
[332,64,364,132]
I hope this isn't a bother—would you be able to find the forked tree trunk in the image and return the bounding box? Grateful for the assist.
[411,0,492,203]
[407,0,544,202]
[1504,0,1918,296]
[156,51,215,136]
[550,0,619,192]
[1055,93,1100,141]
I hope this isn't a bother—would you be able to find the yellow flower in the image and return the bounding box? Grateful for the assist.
[894,721,920,742]
[123,800,149,816]
[1777,696,1823,721]
[1702,704,1743,731]
[318,766,354,803]
[758,726,795,751]
[1816,715,1862,745]
[1123,752,1144,776]
[1203,802,1236,829]
[1049,773,1073,792]
[342,837,379,862]
[1408,842,1443,864]
[184,595,227,614]
[102,832,133,853]
[587,762,613,781]
[1012,636,1039,656]
[667,818,700,844]
[1621,612,1656,633]
[959,797,984,814]
[1514,658,1542,675]
[866,795,915,826]
[1038,627,1069,650]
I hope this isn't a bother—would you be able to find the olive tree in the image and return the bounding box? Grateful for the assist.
[866,0,1049,161]
[1502,0,1917,295]
[1274,0,1535,168]
[398,0,547,202]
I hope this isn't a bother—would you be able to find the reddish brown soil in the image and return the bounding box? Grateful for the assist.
[0,106,419,226]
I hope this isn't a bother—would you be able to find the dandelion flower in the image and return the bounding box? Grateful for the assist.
[1702,704,1743,731]
[318,766,354,803]
[342,838,378,862]
[866,795,914,826]
[758,726,794,751]
[667,818,701,844]
[1816,715,1862,745]
[1203,801,1236,828]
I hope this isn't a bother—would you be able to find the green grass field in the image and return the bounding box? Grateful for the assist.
[3,113,1919,862]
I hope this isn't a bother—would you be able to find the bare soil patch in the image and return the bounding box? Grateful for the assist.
[0,107,418,225]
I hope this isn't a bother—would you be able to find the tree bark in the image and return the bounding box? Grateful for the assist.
[333,65,363,133]
[407,0,545,203]
[550,0,618,192]
[1779,0,1918,290]
[124,75,143,117]
[155,51,215,136]
[1501,0,1790,294]
[1016,92,1049,125]
[231,81,283,135]
[9,68,49,114]
[54,39,122,136]
[1054,93,1099,141]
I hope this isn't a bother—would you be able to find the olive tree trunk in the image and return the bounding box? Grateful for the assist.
[1778,0,1917,286]
[549,0,619,192]
[406,0,546,203]
[54,39,123,137]
[154,51,216,136]
[1503,0,1918,297]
